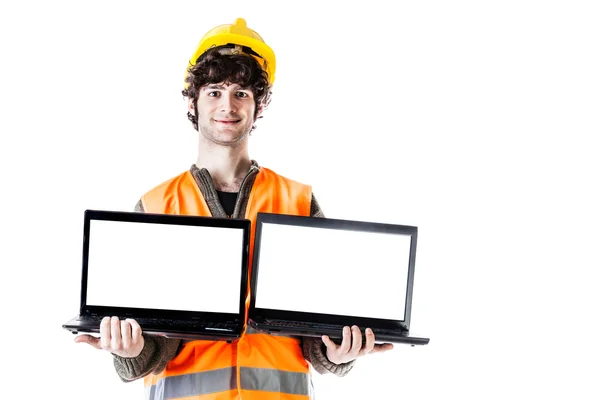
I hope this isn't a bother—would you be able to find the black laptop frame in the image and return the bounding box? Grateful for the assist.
[248,212,419,334]
[67,209,251,336]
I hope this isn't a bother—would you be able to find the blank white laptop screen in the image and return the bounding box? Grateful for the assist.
[86,219,244,314]
[255,223,412,321]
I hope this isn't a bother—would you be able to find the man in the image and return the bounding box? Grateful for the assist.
[75,18,393,399]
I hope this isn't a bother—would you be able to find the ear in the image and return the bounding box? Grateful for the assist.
[188,98,196,115]
[255,104,264,120]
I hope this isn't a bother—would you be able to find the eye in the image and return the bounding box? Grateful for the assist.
[236,91,250,98]
[207,91,220,97]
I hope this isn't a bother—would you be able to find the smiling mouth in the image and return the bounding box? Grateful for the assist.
[214,119,241,124]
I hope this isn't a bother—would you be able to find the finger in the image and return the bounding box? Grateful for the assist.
[74,334,101,350]
[121,319,132,349]
[110,316,122,349]
[370,343,395,354]
[129,319,144,350]
[349,326,362,355]
[128,319,143,342]
[338,326,352,354]
[99,316,111,349]
[321,335,337,351]
[360,328,375,356]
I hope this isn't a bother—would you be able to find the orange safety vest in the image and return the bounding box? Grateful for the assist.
[141,167,313,400]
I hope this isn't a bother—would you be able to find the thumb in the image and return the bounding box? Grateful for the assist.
[322,335,336,350]
[74,334,101,350]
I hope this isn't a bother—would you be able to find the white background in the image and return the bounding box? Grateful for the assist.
[1,1,598,399]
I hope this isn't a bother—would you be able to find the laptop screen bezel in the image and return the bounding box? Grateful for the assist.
[248,212,418,332]
[79,209,251,323]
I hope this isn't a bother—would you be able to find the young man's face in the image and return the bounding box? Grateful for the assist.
[191,82,260,146]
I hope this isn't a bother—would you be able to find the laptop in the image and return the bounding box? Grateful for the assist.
[248,212,430,346]
[63,209,250,342]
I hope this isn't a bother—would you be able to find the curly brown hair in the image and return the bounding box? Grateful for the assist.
[182,45,272,131]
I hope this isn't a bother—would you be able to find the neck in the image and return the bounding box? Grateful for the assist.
[195,139,252,192]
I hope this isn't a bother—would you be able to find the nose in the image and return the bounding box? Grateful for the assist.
[219,93,237,114]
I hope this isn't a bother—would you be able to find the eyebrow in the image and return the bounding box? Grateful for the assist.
[203,84,226,91]
[202,84,250,92]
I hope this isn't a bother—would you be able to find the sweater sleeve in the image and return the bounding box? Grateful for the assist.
[300,193,356,377]
[112,335,182,382]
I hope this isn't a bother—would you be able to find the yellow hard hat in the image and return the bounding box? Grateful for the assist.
[186,18,276,86]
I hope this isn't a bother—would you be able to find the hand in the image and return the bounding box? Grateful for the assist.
[74,316,144,358]
[322,325,394,365]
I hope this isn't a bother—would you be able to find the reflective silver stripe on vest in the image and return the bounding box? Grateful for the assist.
[240,367,310,396]
[145,367,236,399]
